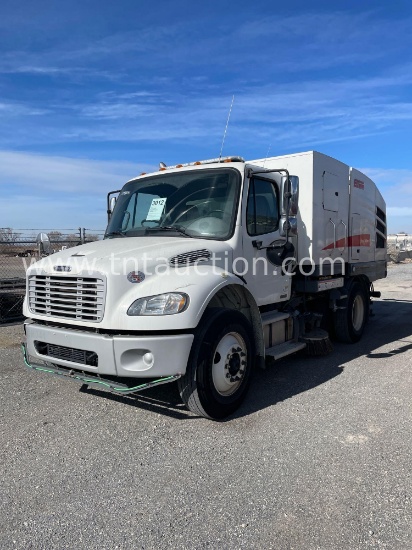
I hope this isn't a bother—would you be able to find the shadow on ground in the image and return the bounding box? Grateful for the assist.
[80,298,412,421]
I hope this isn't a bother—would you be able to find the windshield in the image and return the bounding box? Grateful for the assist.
[105,168,241,240]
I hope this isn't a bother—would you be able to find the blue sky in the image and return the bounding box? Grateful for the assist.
[0,0,411,233]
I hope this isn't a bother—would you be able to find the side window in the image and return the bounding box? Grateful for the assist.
[247,178,279,236]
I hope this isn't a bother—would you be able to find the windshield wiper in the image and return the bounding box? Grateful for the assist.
[105,231,127,238]
[145,225,192,238]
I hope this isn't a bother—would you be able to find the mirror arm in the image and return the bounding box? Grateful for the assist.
[252,239,288,251]
[252,240,263,249]
[247,167,290,180]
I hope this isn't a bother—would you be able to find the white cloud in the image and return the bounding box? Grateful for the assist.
[361,168,412,191]
[0,194,107,230]
[0,151,155,194]
[1,10,411,82]
[58,75,412,149]
[0,151,160,229]
[2,60,404,150]
[1,10,412,151]
[0,9,411,232]
[358,168,412,233]
[0,102,49,116]
[0,151,410,233]
[387,207,412,217]
[361,167,412,221]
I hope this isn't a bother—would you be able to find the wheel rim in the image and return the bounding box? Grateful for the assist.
[212,332,247,396]
[352,294,365,332]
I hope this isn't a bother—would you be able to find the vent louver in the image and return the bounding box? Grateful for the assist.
[170,249,211,266]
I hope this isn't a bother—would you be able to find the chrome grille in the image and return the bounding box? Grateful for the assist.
[170,249,211,266]
[28,275,105,322]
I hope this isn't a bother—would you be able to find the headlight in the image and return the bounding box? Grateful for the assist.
[127,293,189,316]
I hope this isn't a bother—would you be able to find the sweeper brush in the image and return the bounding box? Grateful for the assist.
[300,329,334,356]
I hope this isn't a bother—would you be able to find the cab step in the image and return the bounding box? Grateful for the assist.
[260,311,290,326]
[265,341,306,360]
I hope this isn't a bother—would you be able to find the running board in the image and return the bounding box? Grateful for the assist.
[265,341,306,360]
[21,343,181,395]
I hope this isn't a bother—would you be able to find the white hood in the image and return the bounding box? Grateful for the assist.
[27,236,233,276]
[24,236,237,331]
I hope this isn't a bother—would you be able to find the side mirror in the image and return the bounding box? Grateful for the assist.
[36,232,51,256]
[109,196,117,213]
[280,175,299,216]
[288,176,299,216]
[107,189,121,222]
[280,175,299,237]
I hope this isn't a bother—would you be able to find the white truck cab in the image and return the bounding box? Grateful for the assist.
[23,152,387,419]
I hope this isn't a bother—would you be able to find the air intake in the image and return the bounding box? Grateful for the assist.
[170,249,211,266]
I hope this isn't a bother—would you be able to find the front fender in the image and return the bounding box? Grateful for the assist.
[116,265,244,331]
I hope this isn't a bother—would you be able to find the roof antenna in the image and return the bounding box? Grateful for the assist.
[262,143,271,169]
[219,95,235,162]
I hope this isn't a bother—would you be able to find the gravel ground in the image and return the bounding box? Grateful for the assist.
[0,265,411,549]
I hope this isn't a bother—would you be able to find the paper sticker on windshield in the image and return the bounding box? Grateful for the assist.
[146,198,166,221]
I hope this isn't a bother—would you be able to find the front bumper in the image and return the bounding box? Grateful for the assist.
[25,321,194,377]
[22,344,181,394]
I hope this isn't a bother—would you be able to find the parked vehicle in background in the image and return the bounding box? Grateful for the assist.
[387,233,412,251]
[16,250,35,257]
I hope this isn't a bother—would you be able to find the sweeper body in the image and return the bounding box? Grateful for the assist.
[23,151,387,419]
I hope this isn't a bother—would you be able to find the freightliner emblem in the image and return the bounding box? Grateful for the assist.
[127,271,145,283]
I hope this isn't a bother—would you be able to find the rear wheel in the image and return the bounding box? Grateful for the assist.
[334,281,368,343]
[178,309,254,420]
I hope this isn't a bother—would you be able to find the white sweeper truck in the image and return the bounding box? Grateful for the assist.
[22,151,387,419]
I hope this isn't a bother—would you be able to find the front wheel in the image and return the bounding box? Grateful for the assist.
[178,309,254,420]
[334,281,368,343]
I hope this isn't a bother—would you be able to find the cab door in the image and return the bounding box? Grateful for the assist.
[240,175,292,306]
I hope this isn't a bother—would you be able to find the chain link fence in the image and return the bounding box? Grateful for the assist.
[0,228,104,323]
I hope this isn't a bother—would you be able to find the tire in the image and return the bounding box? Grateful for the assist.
[178,308,254,420]
[334,281,368,343]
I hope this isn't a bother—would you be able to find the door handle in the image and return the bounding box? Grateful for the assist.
[339,221,347,248]
[328,219,336,249]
